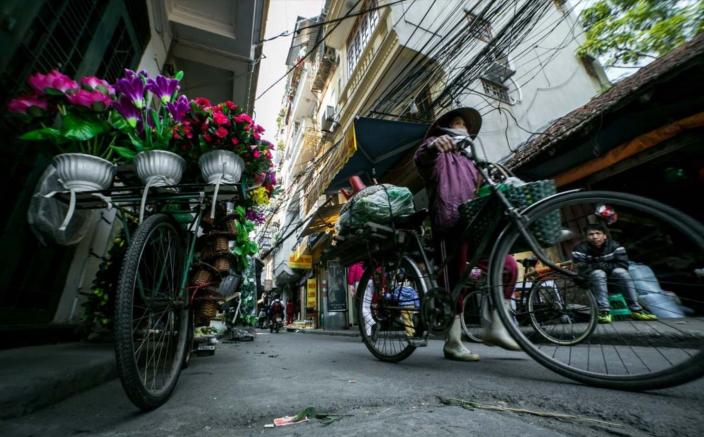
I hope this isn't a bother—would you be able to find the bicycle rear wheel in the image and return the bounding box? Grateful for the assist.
[461,290,484,343]
[527,275,597,346]
[357,255,428,362]
[490,190,704,390]
[115,214,188,410]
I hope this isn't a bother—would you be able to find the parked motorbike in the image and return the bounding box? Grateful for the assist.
[270,315,283,333]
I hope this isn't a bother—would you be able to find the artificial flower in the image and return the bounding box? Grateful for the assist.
[213,111,229,125]
[7,94,48,115]
[146,74,179,104]
[66,89,112,110]
[28,70,78,95]
[250,187,270,205]
[80,76,113,95]
[215,126,228,138]
[114,69,146,109]
[114,95,140,128]
[167,95,189,122]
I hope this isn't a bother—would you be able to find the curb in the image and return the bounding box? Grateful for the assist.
[291,328,361,338]
[0,343,116,419]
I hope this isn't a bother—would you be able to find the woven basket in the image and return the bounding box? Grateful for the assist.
[459,180,561,252]
[220,214,240,235]
[213,255,232,273]
[198,301,219,320]
[192,266,216,286]
[213,235,230,253]
[200,245,217,261]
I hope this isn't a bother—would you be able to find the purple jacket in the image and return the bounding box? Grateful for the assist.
[414,136,481,232]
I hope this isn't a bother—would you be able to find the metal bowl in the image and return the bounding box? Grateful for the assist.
[199,150,244,184]
[52,153,115,191]
[134,150,186,186]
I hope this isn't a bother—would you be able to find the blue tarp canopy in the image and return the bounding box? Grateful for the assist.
[326,117,428,193]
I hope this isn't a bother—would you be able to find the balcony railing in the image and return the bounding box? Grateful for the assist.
[312,45,338,93]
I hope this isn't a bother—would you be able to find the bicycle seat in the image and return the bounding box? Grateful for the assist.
[393,209,429,229]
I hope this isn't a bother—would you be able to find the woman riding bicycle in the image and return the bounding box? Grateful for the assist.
[414,107,520,361]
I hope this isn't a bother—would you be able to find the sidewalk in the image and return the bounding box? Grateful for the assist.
[0,342,116,419]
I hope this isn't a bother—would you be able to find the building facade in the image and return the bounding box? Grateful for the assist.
[262,0,607,329]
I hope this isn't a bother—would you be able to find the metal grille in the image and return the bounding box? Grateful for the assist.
[0,0,106,108]
[97,19,136,83]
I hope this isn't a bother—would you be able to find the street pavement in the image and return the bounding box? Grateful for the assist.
[1,330,703,436]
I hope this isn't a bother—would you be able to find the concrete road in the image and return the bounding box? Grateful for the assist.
[1,331,703,436]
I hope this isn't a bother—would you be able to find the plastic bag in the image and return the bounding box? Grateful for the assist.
[27,164,99,246]
[628,262,664,296]
[337,184,414,233]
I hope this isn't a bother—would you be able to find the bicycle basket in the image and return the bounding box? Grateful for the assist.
[459,193,505,257]
[459,180,561,253]
[504,180,561,247]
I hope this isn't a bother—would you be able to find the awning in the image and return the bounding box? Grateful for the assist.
[299,202,342,237]
[325,117,428,193]
[274,264,301,285]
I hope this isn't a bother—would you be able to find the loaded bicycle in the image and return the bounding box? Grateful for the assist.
[327,136,704,391]
[54,176,246,410]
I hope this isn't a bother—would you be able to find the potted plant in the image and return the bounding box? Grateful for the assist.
[172,99,274,188]
[7,70,118,192]
[111,69,187,187]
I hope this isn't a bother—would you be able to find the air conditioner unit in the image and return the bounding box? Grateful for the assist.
[323,46,338,64]
[321,105,336,132]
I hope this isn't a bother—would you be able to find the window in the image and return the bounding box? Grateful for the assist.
[346,0,380,78]
[466,13,492,42]
[481,79,511,104]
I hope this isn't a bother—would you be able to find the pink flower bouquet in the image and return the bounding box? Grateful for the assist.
[7,70,117,159]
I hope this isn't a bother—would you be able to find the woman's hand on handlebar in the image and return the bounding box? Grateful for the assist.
[432,135,457,152]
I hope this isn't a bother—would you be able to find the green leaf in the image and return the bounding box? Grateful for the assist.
[150,110,161,132]
[175,70,184,81]
[109,110,131,131]
[19,127,61,141]
[62,113,109,141]
[233,246,243,256]
[111,146,136,159]
[44,88,65,96]
[128,132,144,151]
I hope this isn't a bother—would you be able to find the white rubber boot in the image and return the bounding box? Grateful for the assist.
[483,300,521,351]
[443,315,480,361]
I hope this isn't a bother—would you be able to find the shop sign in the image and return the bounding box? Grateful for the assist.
[306,278,317,308]
[288,254,312,269]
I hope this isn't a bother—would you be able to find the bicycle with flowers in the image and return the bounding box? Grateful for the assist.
[8,68,277,411]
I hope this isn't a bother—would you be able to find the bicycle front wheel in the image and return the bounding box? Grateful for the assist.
[115,214,188,410]
[489,190,704,390]
[357,255,428,362]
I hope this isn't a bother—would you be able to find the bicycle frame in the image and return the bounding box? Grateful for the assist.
[112,194,207,308]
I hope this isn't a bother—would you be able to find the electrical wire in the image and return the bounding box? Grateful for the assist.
[259,0,586,256]
[259,0,411,44]
[256,0,363,100]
